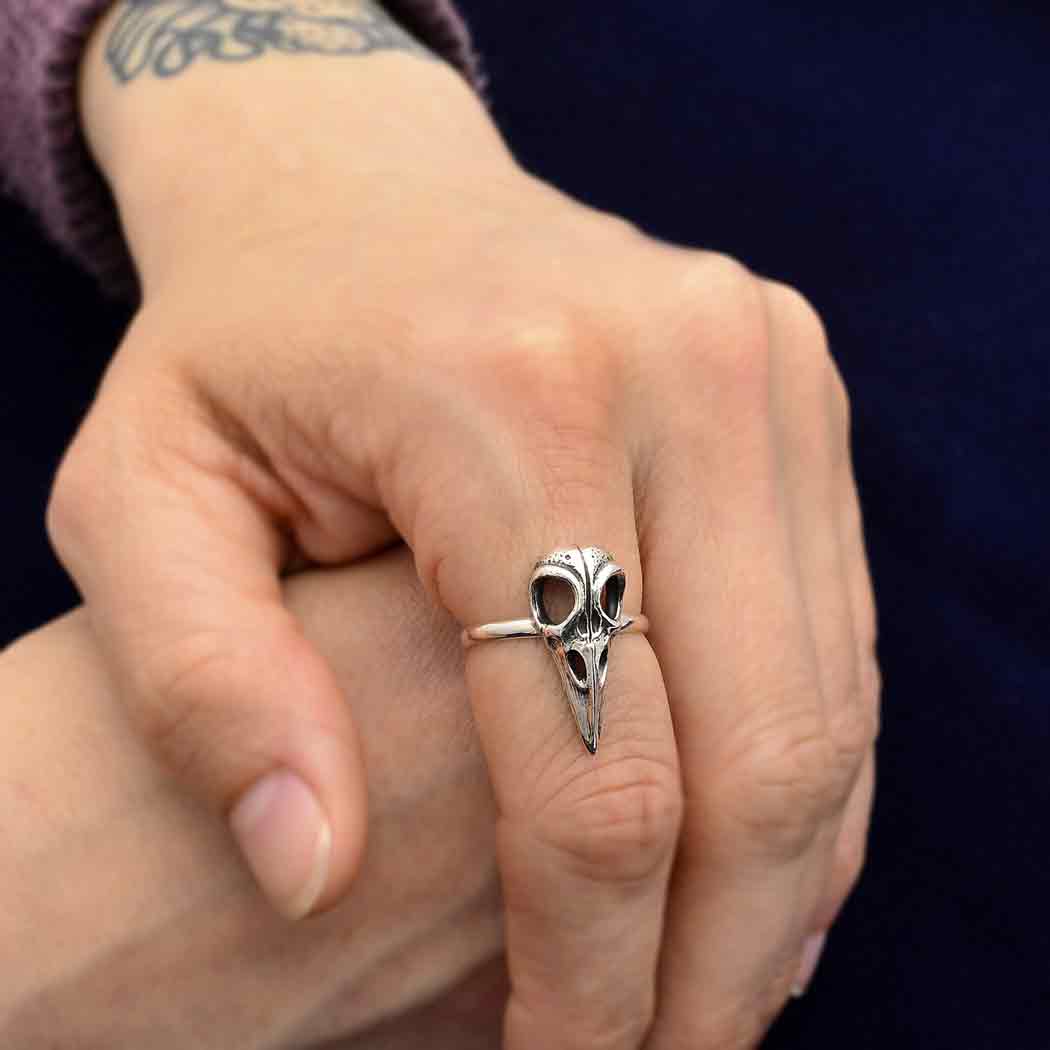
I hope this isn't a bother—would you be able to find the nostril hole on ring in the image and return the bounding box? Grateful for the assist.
[566,650,588,685]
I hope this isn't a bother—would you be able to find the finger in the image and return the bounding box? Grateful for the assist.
[47,361,369,920]
[772,308,881,950]
[632,261,870,1047]
[396,376,682,1050]
[816,435,883,933]
[761,280,878,986]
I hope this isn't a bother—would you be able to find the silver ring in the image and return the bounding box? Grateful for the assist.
[461,546,647,754]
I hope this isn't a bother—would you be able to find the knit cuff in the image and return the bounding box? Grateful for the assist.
[0,1,483,304]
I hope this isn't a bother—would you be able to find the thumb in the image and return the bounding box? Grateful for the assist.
[46,379,368,920]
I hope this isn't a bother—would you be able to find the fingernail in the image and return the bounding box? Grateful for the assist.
[229,769,331,920]
[791,931,828,998]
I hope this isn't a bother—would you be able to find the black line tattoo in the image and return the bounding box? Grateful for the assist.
[106,0,432,83]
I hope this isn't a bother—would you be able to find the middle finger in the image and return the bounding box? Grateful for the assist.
[633,259,866,1046]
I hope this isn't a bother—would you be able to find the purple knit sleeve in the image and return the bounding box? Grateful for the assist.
[0,1,483,302]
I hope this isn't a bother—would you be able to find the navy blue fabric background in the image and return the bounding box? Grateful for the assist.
[2,1,1047,1045]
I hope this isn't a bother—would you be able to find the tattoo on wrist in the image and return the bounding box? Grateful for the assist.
[106,0,433,83]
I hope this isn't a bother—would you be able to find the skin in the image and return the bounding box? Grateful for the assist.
[46,2,882,1045]
[0,550,506,1048]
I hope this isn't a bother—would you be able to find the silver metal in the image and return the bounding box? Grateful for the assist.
[461,546,647,754]
[462,615,649,647]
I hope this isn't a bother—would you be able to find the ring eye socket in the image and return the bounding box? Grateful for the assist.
[599,572,625,622]
[532,575,577,628]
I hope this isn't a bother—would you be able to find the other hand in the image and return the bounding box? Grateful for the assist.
[0,548,503,1049]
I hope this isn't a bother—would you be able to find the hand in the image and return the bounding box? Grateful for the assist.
[0,548,504,1050]
[50,5,881,1046]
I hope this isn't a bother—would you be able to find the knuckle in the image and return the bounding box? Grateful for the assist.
[495,321,630,525]
[533,754,683,883]
[489,310,615,402]
[717,706,873,858]
[762,279,827,344]
[667,254,774,410]
[692,250,757,294]
[651,250,768,369]
[585,205,646,247]
[828,698,878,768]
[762,278,845,407]
[518,374,618,458]
[466,309,625,486]
[45,435,103,561]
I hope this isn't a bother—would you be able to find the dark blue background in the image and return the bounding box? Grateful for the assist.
[2,1,1047,1045]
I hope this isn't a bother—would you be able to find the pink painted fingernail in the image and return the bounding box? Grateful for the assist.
[792,931,828,998]
[229,768,331,920]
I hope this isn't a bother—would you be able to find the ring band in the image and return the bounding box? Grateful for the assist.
[461,546,646,753]
[461,614,649,648]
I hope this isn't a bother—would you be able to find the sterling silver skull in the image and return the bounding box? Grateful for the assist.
[529,546,628,753]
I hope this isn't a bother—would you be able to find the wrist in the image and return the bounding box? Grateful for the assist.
[77,1,512,291]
